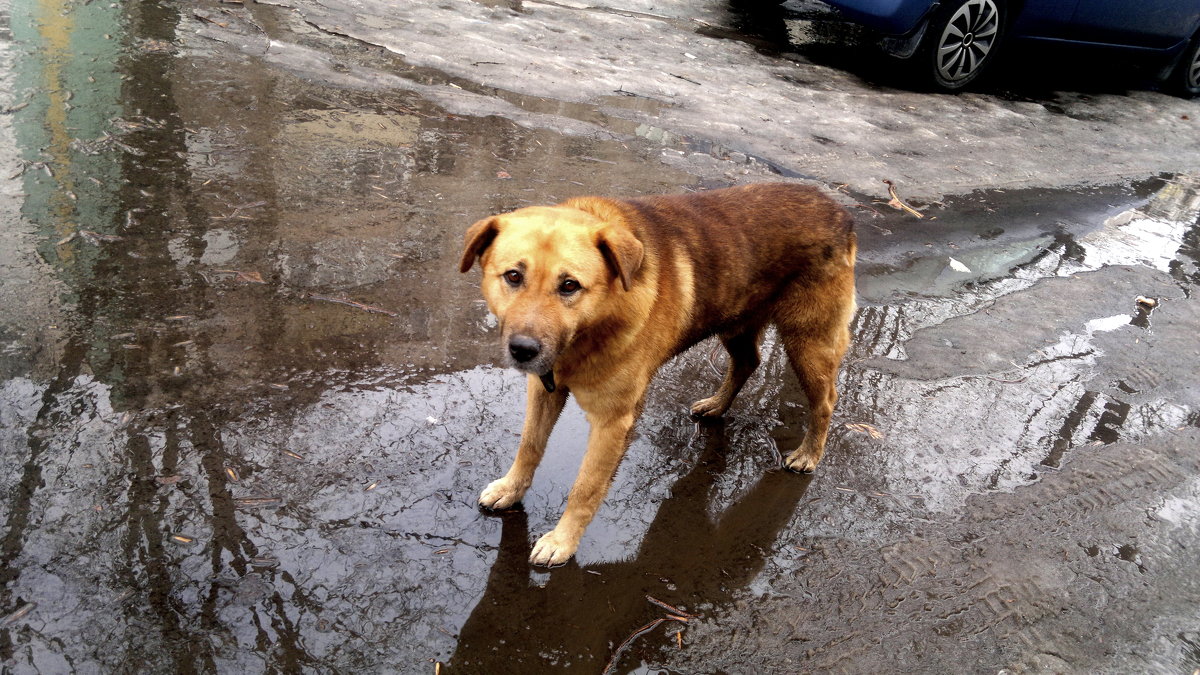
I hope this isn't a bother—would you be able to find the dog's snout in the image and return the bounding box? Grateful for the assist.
[508,335,542,363]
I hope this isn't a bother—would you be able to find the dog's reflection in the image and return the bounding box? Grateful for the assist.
[448,418,815,673]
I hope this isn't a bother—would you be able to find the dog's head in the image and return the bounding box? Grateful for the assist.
[459,205,644,377]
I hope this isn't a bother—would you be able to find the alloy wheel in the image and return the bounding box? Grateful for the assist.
[935,0,1002,84]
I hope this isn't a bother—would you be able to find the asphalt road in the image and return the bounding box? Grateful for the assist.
[1,1,1198,673]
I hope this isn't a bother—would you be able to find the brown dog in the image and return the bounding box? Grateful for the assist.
[459,183,856,566]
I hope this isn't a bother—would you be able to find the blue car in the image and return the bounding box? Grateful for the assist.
[819,0,1200,94]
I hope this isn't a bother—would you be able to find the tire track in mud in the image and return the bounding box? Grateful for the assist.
[676,428,1200,673]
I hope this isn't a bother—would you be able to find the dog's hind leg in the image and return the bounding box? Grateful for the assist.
[479,376,569,510]
[773,286,855,473]
[777,323,850,472]
[690,322,767,418]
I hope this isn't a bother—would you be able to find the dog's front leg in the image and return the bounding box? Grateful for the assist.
[529,407,637,567]
[479,375,568,510]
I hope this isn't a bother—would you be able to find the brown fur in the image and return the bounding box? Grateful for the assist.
[460,183,857,566]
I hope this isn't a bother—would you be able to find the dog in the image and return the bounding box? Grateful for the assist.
[459,183,857,566]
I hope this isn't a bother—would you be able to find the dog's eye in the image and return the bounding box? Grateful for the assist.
[503,270,523,286]
[559,279,582,295]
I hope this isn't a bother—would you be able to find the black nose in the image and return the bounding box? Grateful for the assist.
[508,335,542,363]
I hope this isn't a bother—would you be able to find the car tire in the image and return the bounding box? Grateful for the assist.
[917,0,1006,91]
[1168,30,1200,97]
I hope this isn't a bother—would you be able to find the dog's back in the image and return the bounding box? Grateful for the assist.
[571,183,855,353]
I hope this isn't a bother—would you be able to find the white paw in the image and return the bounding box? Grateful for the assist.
[479,478,525,510]
[529,529,578,567]
[783,449,820,473]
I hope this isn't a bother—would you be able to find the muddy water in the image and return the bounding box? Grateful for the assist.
[2,3,1199,674]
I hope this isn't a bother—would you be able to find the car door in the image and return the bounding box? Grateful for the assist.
[1066,0,1200,48]
[1009,0,1082,38]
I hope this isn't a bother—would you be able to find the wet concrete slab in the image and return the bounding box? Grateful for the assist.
[1,1,1199,674]
[219,0,1200,202]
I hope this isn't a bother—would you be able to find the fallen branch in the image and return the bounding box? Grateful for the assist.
[600,597,698,674]
[646,595,697,619]
[307,293,398,317]
[882,180,924,219]
[601,618,666,675]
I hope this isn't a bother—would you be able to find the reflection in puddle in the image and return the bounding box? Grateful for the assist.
[850,175,1200,502]
[1,2,1199,672]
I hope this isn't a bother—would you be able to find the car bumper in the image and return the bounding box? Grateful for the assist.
[823,0,937,36]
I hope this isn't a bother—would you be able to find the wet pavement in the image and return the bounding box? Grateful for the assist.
[1,1,1199,673]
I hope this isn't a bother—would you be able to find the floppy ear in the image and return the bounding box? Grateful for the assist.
[459,216,499,273]
[596,226,644,292]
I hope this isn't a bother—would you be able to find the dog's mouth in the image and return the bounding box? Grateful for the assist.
[503,335,558,391]
[506,356,557,392]
[507,354,553,373]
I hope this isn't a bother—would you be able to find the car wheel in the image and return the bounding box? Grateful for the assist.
[919,0,1006,91]
[1169,31,1200,97]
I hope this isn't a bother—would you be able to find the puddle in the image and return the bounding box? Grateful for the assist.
[706,0,872,59]
[1,2,1198,673]
[848,174,1199,489]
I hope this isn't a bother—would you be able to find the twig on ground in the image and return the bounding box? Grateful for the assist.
[882,180,925,219]
[307,293,398,317]
[601,618,666,675]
